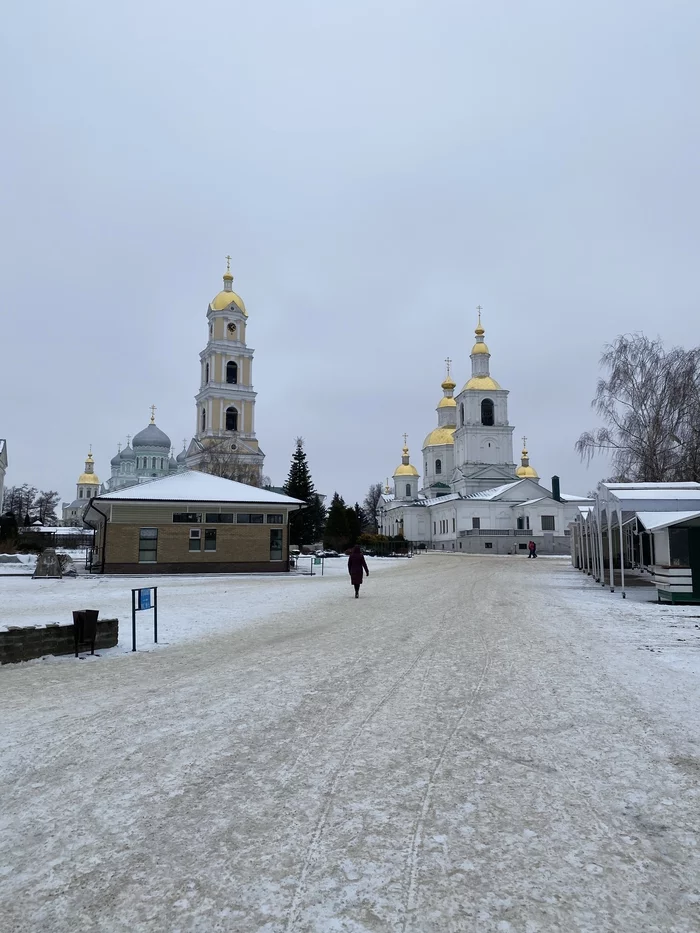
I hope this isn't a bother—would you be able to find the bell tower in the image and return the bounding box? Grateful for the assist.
[452,308,517,495]
[186,259,265,483]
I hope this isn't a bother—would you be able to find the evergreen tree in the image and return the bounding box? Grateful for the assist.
[324,493,350,551]
[283,438,325,545]
[345,503,364,546]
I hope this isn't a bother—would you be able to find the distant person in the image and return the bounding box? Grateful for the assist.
[348,545,369,598]
[528,540,537,559]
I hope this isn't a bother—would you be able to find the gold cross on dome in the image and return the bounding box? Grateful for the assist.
[522,435,527,448]
[402,433,408,446]
[476,304,483,325]
[225,254,232,273]
[445,357,452,378]
[150,404,157,423]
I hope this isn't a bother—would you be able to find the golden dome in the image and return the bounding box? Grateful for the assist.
[441,376,456,390]
[515,465,539,478]
[437,396,457,409]
[210,263,248,316]
[423,427,456,447]
[78,472,100,485]
[463,375,502,391]
[394,463,419,477]
[471,341,489,354]
[211,289,247,315]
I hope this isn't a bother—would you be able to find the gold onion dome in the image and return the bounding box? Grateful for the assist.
[471,309,489,354]
[437,396,457,408]
[423,426,456,447]
[463,375,502,391]
[78,452,99,485]
[210,259,248,316]
[515,442,539,479]
[394,442,419,477]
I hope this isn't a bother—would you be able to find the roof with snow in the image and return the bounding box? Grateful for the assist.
[465,481,527,500]
[635,510,700,532]
[94,470,306,506]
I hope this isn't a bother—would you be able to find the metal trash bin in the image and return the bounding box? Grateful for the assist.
[73,609,99,657]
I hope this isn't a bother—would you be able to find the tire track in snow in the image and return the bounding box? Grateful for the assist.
[401,627,493,932]
[283,631,440,933]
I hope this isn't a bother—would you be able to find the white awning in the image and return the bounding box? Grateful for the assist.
[636,510,700,532]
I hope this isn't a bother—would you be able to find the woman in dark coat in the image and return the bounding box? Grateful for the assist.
[347,545,369,598]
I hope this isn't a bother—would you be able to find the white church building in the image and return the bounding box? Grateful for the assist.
[378,314,590,554]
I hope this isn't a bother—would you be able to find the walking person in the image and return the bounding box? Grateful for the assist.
[528,539,537,559]
[348,545,369,598]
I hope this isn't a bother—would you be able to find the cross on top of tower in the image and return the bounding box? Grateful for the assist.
[225,254,232,273]
[522,435,527,449]
[445,357,452,378]
[476,304,483,324]
[126,434,131,446]
[183,438,188,450]
[402,432,408,447]
[150,404,157,424]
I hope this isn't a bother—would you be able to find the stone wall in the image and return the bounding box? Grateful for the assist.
[0,618,119,664]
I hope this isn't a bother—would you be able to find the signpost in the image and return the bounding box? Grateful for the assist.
[131,587,158,652]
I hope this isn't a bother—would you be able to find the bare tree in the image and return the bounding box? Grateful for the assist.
[576,334,700,482]
[195,439,263,487]
[363,482,384,533]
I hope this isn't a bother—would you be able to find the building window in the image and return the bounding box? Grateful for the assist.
[452,518,455,532]
[433,522,436,534]
[204,529,217,551]
[152,457,157,469]
[460,403,465,425]
[237,513,264,524]
[139,528,158,563]
[435,459,442,475]
[519,542,528,550]
[481,398,494,426]
[270,529,283,561]
[205,513,234,523]
[79,489,83,498]
[472,517,481,529]
[484,541,493,549]
[189,529,201,551]
[405,483,411,497]
[517,516,524,529]
[201,408,206,431]
[226,361,238,384]
[266,514,284,524]
[669,527,690,566]
[173,512,202,523]
[226,406,238,431]
[160,458,164,469]
[205,362,209,383]
[541,515,556,531]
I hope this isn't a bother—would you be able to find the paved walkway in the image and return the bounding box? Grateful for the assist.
[2,555,699,932]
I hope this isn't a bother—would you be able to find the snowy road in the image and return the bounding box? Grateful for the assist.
[2,555,700,932]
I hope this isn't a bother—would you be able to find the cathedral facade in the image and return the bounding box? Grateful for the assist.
[378,314,590,554]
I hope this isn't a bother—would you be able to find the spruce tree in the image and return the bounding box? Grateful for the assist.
[283,438,325,546]
[324,493,350,551]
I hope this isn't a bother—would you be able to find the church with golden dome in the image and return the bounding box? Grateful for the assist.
[379,311,590,555]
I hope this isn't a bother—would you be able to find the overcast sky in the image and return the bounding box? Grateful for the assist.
[2,0,699,509]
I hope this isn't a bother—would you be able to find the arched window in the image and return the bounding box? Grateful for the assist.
[79,489,83,498]
[205,362,209,383]
[481,398,495,426]
[460,403,465,426]
[160,458,164,469]
[226,406,238,431]
[201,408,206,431]
[226,361,238,385]
[152,457,156,469]
[405,483,411,497]
[435,459,442,475]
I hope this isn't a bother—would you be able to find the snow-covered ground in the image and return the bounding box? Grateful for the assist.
[2,554,700,932]
[0,557,404,655]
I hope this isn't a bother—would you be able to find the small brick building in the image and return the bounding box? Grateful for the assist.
[85,471,305,574]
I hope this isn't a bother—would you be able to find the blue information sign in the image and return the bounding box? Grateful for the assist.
[139,589,151,610]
